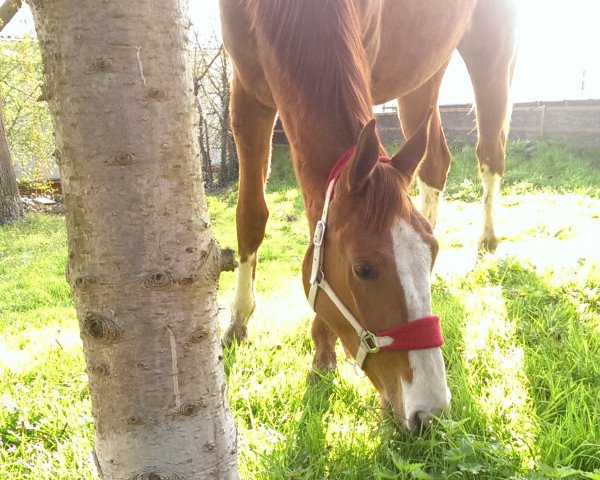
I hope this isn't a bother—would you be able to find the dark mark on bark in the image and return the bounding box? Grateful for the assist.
[90,363,110,376]
[176,400,207,417]
[74,276,98,290]
[127,469,186,480]
[144,272,172,288]
[83,312,124,344]
[112,152,137,165]
[126,415,152,426]
[219,247,237,272]
[146,88,166,101]
[188,327,208,344]
[88,57,114,73]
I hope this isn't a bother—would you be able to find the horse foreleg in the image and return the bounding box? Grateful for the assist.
[311,315,338,375]
[397,63,451,228]
[224,77,277,345]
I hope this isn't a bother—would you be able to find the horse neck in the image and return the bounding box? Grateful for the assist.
[283,112,359,227]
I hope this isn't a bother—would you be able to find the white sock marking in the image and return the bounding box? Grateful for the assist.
[417,178,442,228]
[231,253,256,324]
[480,164,501,242]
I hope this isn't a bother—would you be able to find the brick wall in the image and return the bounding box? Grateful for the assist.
[273,100,600,147]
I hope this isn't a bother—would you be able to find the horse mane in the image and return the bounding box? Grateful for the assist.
[343,162,413,235]
[249,0,374,139]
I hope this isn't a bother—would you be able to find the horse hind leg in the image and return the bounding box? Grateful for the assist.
[459,0,517,252]
[470,69,516,252]
[397,62,451,228]
[224,76,277,345]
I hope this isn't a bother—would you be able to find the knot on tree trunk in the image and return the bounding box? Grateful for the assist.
[219,247,238,273]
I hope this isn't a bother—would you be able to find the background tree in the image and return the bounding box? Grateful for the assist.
[26,0,239,478]
[0,0,21,29]
[192,34,237,187]
[0,97,22,223]
[0,0,23,224]
[0,35,55,187]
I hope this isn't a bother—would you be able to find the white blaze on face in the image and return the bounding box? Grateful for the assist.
[391,218,450,429]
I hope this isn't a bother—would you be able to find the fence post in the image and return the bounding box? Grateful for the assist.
[540,105,546,139]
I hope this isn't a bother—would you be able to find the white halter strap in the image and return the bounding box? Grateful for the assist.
[308,179,393,369]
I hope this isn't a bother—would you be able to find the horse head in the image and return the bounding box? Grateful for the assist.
[303,112,450,432]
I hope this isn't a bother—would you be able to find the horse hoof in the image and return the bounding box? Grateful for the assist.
[223,324,248,347]
[478,235,498,253]
[308,354,336,384]
[307,365,336,384]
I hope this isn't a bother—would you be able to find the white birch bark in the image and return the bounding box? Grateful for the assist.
[26,0,239,478]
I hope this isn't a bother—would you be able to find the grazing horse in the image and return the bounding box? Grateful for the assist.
[220,0,516,431]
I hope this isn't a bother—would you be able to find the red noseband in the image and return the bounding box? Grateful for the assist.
[377,315,444,351]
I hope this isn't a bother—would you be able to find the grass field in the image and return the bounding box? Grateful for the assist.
[1,141,599,479]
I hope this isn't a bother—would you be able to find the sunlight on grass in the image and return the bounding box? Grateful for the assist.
[0,316,80,374]
[461,274,539,468]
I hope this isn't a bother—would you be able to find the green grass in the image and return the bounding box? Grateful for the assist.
[1,141,599,479]
[443,140,600,201]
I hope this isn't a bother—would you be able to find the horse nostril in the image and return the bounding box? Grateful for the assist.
[410,411,433,434]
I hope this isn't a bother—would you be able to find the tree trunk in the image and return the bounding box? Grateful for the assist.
[0,98,23,225]
[219,120,229,185]
[218,48,231,185]
[203,117,213,185]
[198,101,213,185]
[0,0,22,30]
[27,1,239,478]
[220,49,238,183]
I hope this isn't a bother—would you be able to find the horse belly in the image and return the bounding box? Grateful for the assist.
[370,0,478,104]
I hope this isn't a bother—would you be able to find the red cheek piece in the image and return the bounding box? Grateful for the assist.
[376,315,444,351]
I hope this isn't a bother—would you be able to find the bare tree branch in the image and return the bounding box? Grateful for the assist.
[197,46,223,83]
[0,0,22,33]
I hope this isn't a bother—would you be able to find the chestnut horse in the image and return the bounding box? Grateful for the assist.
[220,0,516,431]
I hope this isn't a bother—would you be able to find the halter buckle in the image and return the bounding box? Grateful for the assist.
[360,331,380,354]
[313,220,326,246]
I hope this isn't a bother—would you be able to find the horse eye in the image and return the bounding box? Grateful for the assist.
[354,263,377,280]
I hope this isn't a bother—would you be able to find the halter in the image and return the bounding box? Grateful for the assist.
[307,147,444,369]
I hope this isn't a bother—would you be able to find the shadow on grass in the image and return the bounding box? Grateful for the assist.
[492,260,600,473]
[277,370,337,479]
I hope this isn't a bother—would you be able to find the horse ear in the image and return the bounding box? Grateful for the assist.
[348,118,380,191]
[390,107,434,181]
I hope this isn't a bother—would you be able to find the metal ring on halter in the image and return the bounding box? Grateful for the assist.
[360,331,381,354]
